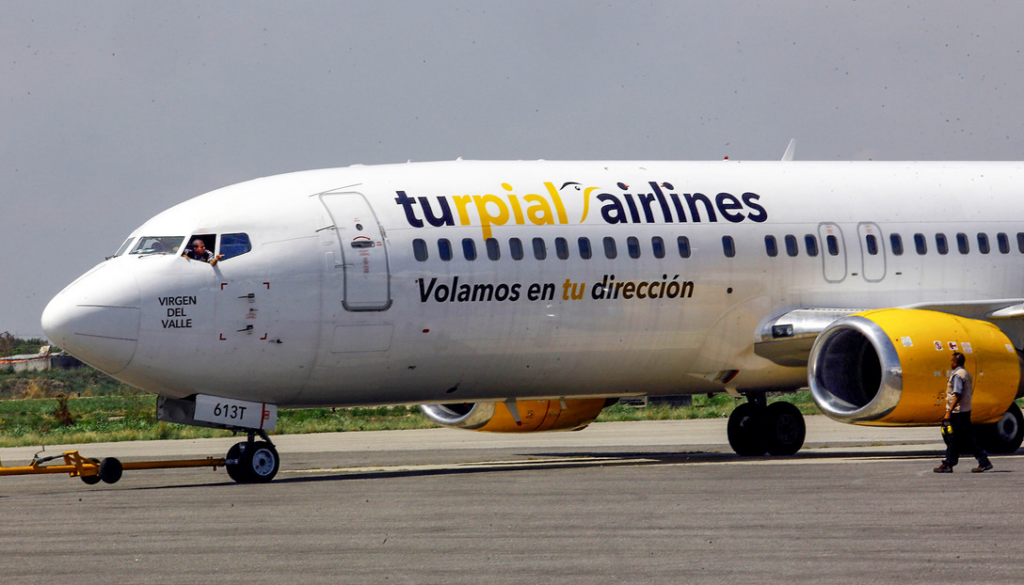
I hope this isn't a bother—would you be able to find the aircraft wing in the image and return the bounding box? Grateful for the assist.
[754,299,1024,367]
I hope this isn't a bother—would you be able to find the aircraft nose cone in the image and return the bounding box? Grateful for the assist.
[42,264,141,374]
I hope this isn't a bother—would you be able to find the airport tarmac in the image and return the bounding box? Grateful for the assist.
[0,416,1021,584]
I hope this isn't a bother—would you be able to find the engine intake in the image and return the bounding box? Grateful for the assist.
[809,309,1020,425]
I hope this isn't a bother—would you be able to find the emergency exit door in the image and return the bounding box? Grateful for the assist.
[318,192,392,311]
[817,222,847,283]
[857,222,886,282]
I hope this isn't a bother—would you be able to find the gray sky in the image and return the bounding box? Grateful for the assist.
[3,1,1024,337]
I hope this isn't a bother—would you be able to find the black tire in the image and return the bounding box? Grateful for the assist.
[979,402,1024,454]
[243,442,280,483]
[98,457,123,484]
[225,441,280,484]
[728,403,767,456]
[81,458,102,485]
[225,442,248,483]
[763,401,806,456]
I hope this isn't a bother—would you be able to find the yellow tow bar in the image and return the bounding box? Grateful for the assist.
[0,450,225,485]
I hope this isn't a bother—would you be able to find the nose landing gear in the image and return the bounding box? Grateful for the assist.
[225,430,280,483]
[727,394,806,456]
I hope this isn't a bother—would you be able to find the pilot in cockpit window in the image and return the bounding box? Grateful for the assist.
[183,236,224,267]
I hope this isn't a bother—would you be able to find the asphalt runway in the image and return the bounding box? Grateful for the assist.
[0,417,1021,584]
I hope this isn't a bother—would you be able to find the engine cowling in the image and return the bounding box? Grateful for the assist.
[809,309,1021,426]
[420,398,612,432]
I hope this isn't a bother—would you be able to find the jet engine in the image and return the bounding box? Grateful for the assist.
[420,398,613,432]
[809,309,1022,426]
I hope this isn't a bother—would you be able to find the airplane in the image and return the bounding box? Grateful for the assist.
[40,154,1024,483]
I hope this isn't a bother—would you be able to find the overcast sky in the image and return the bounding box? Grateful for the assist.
[3,1,1024,337]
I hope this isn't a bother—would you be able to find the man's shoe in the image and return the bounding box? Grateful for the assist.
[972,463,994,473]
[934,464,953,473]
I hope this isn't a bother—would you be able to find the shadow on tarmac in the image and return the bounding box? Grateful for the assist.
[98,445,1023,491]
[264,446,956,485]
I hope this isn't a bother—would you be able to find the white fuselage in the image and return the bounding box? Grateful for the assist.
[41,160,1024,408]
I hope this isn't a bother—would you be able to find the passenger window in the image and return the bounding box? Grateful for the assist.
[219,233,252,261]
[998,233,1010,254]
[438,239,453,261]
[889,234,903,256]
[113,237,135,258]
[765,236,778,257]
[977,233,990,255]
[914,233,927,255]
[578,237,592,259]
[1017,232,1024,253]
[785,235,798,257]
[462,238,477,261]
[804,235,819,257]
[722,236,736,258]
[486,238,500,261]
[413,239,428,262]
[956,233,969,254]
[627,237,641,259]
[652,236,665,259]
[604,237,617,259]
[509,238,524,261]
[935,234,949,255]
[555,237,569,260]
[677,236,691,258]
[131,236,184,256]
[826,235,839,256]
[865,234,879,256]
[532,237,547,260]
[183,235,217,261]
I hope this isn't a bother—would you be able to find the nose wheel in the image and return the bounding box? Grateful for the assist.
[225,430,280,483]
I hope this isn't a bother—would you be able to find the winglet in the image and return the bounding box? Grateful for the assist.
[781,139,796,162]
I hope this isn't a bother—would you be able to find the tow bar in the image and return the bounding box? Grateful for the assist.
[0,450,226,485]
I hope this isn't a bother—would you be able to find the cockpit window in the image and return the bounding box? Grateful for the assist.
[113,238,135,258]
[183,235,217,261]
[130,236,183,255]
[219,233,252,260]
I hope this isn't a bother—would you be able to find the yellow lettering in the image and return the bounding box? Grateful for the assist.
[473,195,509,240]
[544,182,569,224]
[582,186,598,223]
[453,195,473,226]
[523,194,555,225]
[503,183,526,224]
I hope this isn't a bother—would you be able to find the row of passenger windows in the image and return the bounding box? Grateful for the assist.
[413,236,694,262]
[889,232,1021,256]
[413,231,1024,263]
[762,231,1024,258]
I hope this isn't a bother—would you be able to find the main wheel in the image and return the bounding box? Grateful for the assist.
[728,403,767,456]
[979,402,1024,454]
[762,401,805,456]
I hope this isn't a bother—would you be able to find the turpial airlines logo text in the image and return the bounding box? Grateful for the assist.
[395,181,767,239]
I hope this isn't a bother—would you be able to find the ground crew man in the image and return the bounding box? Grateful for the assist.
[934,351,993,473]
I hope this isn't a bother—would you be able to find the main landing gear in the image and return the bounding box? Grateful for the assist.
[224,429,280,483]
[727,394,806,456]
[979,402,1024,454]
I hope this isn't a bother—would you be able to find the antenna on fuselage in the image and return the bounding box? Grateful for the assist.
[781,139,796,162]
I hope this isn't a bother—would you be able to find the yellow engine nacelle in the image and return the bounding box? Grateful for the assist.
[420,398,612,432]
[809,309,1021,426]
